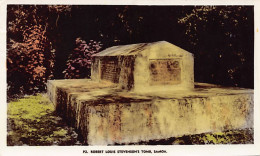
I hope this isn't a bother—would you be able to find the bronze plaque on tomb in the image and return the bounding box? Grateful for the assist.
[149,58,181,85]
[100,58,120,83]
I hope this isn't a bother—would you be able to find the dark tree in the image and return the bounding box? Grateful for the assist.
[7,5,254,98]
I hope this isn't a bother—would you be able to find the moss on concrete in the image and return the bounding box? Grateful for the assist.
[49,79,253,145]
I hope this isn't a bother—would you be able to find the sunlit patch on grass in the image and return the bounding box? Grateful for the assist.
[7,94,81,146]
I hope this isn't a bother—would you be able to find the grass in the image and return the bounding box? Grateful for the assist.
[7,94,253,146]
[7,94,81,146]
[170,129,253,145]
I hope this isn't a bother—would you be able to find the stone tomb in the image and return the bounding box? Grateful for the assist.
[91,41,194,92]
[47,41,253,145]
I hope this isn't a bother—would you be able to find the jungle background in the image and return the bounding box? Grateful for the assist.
[7,5,254,145]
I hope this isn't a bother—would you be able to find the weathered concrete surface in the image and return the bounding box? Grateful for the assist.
[47,79,253,145]
[91,41,194,92]
[47,41,253,145]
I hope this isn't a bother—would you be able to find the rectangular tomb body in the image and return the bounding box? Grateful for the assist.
[86,93,253,145]
[47,79,253,145]
[91,41,194,92]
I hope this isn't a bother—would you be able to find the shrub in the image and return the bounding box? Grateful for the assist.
[63,38,102,79]
[7,25,55,97]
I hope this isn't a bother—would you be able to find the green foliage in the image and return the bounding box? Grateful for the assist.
[7,25,55,96]
[7,5,72,97]
[178,6,254,88]
[138,129,253,145]
[63,38,102,79]
[7,5,254,99]
[7,94,80,146]
[184,129,254,144]
[7,5,71,36]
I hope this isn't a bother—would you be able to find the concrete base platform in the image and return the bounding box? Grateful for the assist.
[47,79,253,145]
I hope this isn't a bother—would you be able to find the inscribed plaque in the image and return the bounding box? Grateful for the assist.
[149,58,181,85]
[100,59,120,83]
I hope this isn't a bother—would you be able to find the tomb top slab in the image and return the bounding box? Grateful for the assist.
[48,79,253,105]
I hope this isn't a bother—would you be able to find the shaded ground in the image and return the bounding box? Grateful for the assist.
[125,128,253,145]
[7,94,253,146]
[7,94,81,146]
